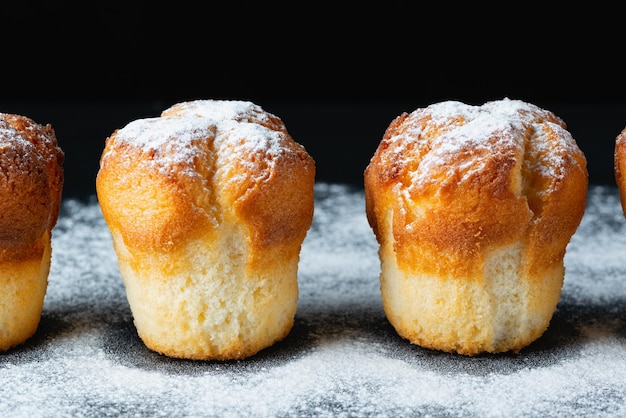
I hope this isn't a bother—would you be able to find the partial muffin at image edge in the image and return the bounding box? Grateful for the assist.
[95,99,315,361]
[0,113,64,352]
[364,98,588,356]
[614,127,626,215]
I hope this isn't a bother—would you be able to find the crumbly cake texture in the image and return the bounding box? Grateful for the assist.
[0,113,64,352]
[364,98,588,355]
[96,99,315,360]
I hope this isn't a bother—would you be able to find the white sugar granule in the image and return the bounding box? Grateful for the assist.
[1,183,626,417]
[563,185,626,305]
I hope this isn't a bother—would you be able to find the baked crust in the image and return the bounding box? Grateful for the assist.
[96,99,315,360]
[365,99,587,278]
[614,128,626,214]
[0,113,64,351]
[0,114,64,261]
[97,101,315,256]
[364,98,588,355]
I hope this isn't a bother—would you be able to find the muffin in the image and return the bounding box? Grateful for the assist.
[0,113,64,351]
[96,100,315,360]
[364,98,588,355]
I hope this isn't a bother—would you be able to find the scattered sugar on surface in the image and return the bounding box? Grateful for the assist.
[1,184,626,417]
[563,186,626,305]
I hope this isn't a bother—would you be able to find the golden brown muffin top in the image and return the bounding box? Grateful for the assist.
[97,100,315,253]
[364,98,588,276]
[0,114,64,253]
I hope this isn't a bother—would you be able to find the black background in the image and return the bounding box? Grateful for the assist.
[2,2,624,199]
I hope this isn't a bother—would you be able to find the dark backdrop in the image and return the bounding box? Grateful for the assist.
[2,2,624,199]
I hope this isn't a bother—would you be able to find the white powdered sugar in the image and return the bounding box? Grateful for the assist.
[162,100,285,130]
[385,98,585,193]
[101,100,293,185]
[0,122,27,147]
[0,120,37,162]
[1,183,626,417]
[108,116,216,174]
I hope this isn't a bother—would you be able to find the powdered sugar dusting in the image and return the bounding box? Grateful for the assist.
[1,183,626,417]
[171,99,261,121]
[108,116,215,175]
[213,119,291,183]
[0,119,38,159]
[0,121,30,147]
[0,119,48,190]
[384,98,585,194]
[101,100,295,185]
[162,99,286,131]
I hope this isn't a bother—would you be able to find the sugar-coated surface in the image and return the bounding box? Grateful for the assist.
[0,120,38,174]
[1,183,626,417]
[101,100,293,183]
[386,98,585,191]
